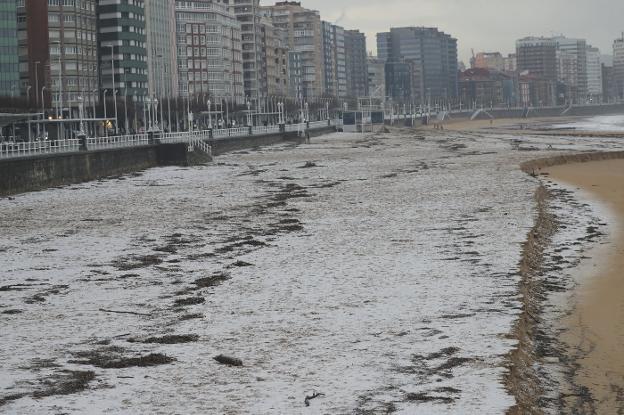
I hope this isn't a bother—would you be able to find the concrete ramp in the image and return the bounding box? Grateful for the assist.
[561,105,573,116]
[470,109,494,121]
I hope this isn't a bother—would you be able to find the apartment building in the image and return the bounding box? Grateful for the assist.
[0,0,19,98]
[586,46,602,101]
[321,21,346,98]
[145,0,178,100]
[344,29,368,98]
[376,27,458,101]
[18,0,99,116]
[614,35,624,99]
[516,37,558,105]
[174,0,244,104]
[98,0,148,104]
[264,1,323,99]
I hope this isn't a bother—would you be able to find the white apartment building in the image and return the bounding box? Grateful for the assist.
[174,0,244,104]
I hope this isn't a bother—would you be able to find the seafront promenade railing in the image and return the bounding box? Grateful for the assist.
[0,121,333,160]
[0,139,81,159]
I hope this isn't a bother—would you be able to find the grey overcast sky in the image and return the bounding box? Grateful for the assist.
[299,0,624,63]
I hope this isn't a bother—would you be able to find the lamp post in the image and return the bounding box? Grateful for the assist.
[246,100,251,127]
[157,55,165,131]
[91,88,98,137]
[41,86,47,139]
[103,89,108,137]
[207,99,212,129]
[77,96,85,135]
[123,70,128,134]
[113,89,119,134]
[109,45,118,134]
[26,85,32,108]
[52,41,62,119]
[34,61,40,108]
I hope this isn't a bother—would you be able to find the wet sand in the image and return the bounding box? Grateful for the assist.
[547,159,624,412]
[434,116,578,131]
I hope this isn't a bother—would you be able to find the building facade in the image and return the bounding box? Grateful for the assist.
[555,36,588,103]
[321,21,346,98]
[503,54,517,72]
[29,0,99,116]
[227,1,291,105]
[586,46,602,101]
[230,0,263,101]
[0,0,19,98]
[344,29,368,99]
[174,0,244,104]
[459,68,513,108]
[98,0,148,106]
[367,56,385,98]
[376,32,390,61]
[516,37,558,105]
[376,27,458,101]
[145,0,178,100]
[262,17,289,98]
[18,0,51,107]
[265,1,323,99]
[614,35,624,99]
[472,52,505,72]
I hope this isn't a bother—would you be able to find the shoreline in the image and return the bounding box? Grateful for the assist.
[546,159,624,413]
[505,152,624,413]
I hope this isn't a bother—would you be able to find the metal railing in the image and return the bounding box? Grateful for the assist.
[252,125,281,135]
[0,139,81,159]
[188,137,212,157]
[0,121,333,161]
[87,134,150,150]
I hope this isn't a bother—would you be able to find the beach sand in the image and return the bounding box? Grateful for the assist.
[547,159,624,412]
[434,116,577,131]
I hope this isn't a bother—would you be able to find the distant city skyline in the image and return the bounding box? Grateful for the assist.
[305,0,624,62]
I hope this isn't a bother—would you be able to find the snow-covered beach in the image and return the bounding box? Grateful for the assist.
[1,122,622,414]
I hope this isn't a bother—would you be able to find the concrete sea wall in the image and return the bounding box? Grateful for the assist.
[0,128,336,197]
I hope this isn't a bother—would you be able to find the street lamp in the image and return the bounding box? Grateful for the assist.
[51,41,62,119]
[246,100,251,127]
[108,45,119,134]
[103,89,109,137]
[34,61,40,108]
[41,86,47,139]
[207,99,212,129]
[77,96,85,135]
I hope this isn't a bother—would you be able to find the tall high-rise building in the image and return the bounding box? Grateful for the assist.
[21,0,99,116]
[516,37,558,105]
[174,0,244,104]
[516,37,558,80]
[264,1,323,99]
[0,0,19,98]
[261,17,290,98]
[17,0,50,107]
[517,36,592,104]
[376,32,390,61]
[376,27,458,101]
[586,46,603,101]
[230,0,263,101]
[98,0,148,107]
[145,0,178,100]
[344,30,368,98]
[555,36,588,103]
[614,35,624,99]
[321,21,346,98]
